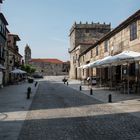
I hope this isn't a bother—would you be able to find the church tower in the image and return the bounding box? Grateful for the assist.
[24,44,31,64]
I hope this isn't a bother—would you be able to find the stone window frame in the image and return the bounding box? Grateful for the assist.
[104,40,108,52]
[96,45,98,56]
[130,21,137,41]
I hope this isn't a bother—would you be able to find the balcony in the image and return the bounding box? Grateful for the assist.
[15,46,19,52]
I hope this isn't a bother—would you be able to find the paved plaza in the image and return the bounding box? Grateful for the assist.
[0,81,38,140]
[1,76,140,140]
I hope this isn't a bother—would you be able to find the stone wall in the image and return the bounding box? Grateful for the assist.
[69,22,111,79]
[30,61,68,76]
[79,19,140,79]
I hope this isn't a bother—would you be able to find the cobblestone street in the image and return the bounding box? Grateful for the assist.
[18,80,140,140]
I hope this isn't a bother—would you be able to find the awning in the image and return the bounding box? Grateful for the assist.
[0,64,6,70]
[78,51,140,69]
[11,69,27,74]
[78,63,90,69]
[88,59,102,68]
[98,51,140,66]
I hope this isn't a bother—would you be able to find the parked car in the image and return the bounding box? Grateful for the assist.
[27,77,34,83]
[87,76,97,85]
[32,74,43,78]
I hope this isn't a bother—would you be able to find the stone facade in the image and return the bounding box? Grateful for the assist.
[30,59,69,76]
[78,10,140,84]
[7,34,22,83]
[69,22,111,79]
[0,13,8,86]
[0,1,23,86]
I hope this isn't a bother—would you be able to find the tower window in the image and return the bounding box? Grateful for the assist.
[86,29,89,33]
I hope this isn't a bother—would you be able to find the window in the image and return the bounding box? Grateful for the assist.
[73,56,75,63]
[86,29,89,33]
[83,56,84,62]
[83,69,84,76]
[0,45,2,57]
[96,46,98,56]
[104,40,108,52]
[76,54,77,60]
[0,45,4,58]
[130,21,137,41]
[91,50,93,58]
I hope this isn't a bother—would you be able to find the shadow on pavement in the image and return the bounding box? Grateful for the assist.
[17,111,140,140]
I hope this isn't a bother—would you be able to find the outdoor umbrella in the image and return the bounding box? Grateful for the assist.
[97,51,140,94]
[88,59,102,68]
[11,69,27,74]
[0,64,6,70]
[99,51,140,66]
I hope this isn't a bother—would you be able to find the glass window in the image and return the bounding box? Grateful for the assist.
[104,40,108,52]
[130,21,137,41]
[96,46,98,56]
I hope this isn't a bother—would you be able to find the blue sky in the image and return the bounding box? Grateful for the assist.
[2,0,140,61]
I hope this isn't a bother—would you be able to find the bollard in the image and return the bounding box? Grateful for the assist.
[79,85,82,91]
[108,94,112,103]
[67,82,68,86]
[35,81,38,87]
[90,88,93,95]
[27,87,31,99]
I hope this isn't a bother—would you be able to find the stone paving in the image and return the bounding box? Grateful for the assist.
[65,77,140,119]
[18,80,140,140]
[0,81,38,140]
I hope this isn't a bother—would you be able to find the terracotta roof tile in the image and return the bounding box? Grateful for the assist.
[30,58,63,64]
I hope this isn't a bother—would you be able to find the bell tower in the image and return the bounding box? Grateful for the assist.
[24,44,31,64]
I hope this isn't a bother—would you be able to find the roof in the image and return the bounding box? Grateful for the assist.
[8,33,21,41]
[69,22,111,36]
[79,9,140,57]
[69,42,95,53]
[0,0,4,3]
[30,59,64,64]
[0,13,8,25]
[8,46,22,57]
[25,44,30,49]
[6,27,10,33]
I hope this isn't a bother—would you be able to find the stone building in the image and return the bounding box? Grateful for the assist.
[62,61,70,73]
[0,12,8,86]
[24,44,31,64]
[7,34,22,83]
[69,22,111,79]
[29,58,69,76]
[78,9,140,91]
